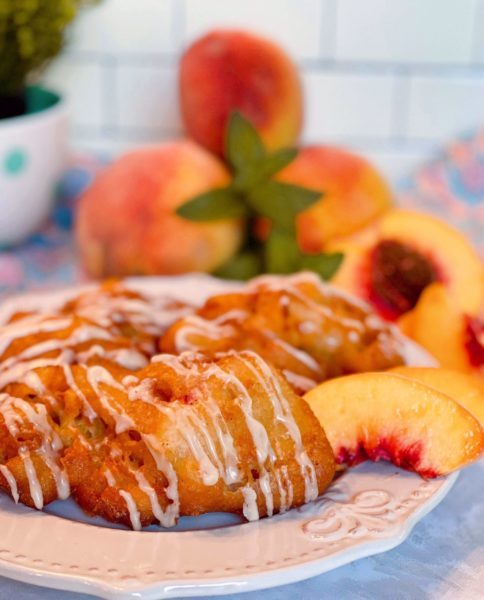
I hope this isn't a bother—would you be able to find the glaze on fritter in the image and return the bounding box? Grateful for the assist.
[0,352,335,528]
[161,272,417,392]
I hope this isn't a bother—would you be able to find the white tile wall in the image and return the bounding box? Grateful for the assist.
[43,57,105,130]
[405,76,484,140]
[473,0,484,62]
[45,0,484,184]
[68,0,178,55]
[302,71,397,141]
[183,0,329,61]
[334,0,476,64]
[114,65,181,132]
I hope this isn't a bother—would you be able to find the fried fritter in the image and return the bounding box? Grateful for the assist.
[60,279,191,354]
[0,281,193,393]
[161,272,416,392]
[0,352,335,528]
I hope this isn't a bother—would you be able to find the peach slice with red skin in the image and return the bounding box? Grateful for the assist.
[179,29,303,157]
[328,210,484,320]
[389,366,484,428]
[304,372,483,477]
[399,283,484,375]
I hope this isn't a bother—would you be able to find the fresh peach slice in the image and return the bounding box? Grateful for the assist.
[389,367,484,428]
[304,372,483,477]
[399,283,484,374]
[328,210,484,320]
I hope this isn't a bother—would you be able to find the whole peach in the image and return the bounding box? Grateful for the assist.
[276,146,393,252]
[179,29,303,157]
[76,141,243,277]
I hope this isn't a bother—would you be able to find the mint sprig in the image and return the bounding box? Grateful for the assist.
[177,112,344,281]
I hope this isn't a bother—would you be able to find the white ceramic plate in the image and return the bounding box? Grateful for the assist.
[0,275,454,600]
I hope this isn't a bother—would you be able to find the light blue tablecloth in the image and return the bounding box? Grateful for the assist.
[1,460,482,600]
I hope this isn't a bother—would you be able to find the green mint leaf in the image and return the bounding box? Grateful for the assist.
[258,147,298,180]
[176,187,248,222]
[225,111,265,173]
[264,228,301,274]
[233,147,298,191]
[213,251,262,280]
[248,181,322,232]
[299,252,344,281]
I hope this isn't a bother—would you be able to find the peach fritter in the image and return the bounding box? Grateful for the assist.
[0,280,192,391]
[0,352,335,529]
[161,272,419,392]
[60,279,191,355]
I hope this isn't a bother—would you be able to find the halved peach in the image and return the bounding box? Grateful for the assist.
[328,210,484,320]
[399,283,484,375]
[389,366,484,428]
[304,372,483,477]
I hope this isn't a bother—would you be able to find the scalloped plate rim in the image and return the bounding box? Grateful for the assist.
[0,471,458,600]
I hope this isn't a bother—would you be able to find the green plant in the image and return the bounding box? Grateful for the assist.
[0,0,93,117]
[178,112,344,281]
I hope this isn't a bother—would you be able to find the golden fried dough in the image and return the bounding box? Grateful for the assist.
[161,272,414,392]
[0,281,192,392]
[0,352,335,528]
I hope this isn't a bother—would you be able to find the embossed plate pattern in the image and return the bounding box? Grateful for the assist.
[0,276,456,599]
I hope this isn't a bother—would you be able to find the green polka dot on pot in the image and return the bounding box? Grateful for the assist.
[3,148,27,175]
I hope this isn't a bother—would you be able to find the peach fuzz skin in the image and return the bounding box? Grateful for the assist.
[179,29,303,157]
[276,146,393,253]
[76,141,243,277]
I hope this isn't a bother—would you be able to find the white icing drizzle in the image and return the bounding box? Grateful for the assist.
[131,469,165,526]
[119,490,142,531]
[0,464,19,503]
[262,330,321,374]
[103,468,116,487]
[63,364,98,421]
[122,375,139,387]
[0,316,73,357]
[241,485,259,521]
[0,394,70,503]
[85,365,132,434]
[84,367,180,528]
[0,354,72,389]
[174,315,235,352]
[102,466,142,531]
[236,351,319,503]
[199,397,241,486]
[204,361,277,515]
[127,374,239,488]
[72,292,189,335]
[282,370,317,393]
[21,371,46,395]
[19,449,43,509]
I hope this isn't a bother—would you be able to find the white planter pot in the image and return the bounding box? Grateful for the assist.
[0,87,68,246]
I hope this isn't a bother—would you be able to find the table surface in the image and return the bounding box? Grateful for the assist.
[0,460,482,600]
